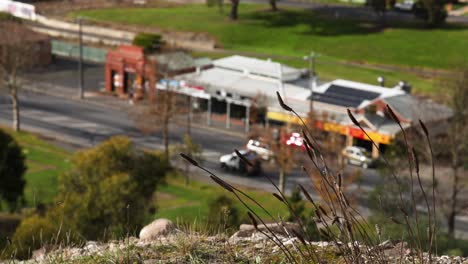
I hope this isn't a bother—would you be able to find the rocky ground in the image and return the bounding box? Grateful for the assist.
[9,219,468,264]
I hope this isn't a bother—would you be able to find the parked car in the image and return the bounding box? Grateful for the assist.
[341,146,374,169]
[246,139,274,160]
[219,150,262,175]
[394,0,415,11]
[283,132,305,150]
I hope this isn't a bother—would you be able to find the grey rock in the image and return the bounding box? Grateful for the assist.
[139,218,176,241]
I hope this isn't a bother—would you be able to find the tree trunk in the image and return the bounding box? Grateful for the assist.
[163,117,170,163]
[448,165,459,237]
[10,85,20,132]
[187,96,191,137]
[185,162,190,186]
[279,169,285,193]
[269,0,278,11]
[448,211,456,238]
[230,0,239,20]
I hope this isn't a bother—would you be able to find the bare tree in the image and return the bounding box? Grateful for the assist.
[170,134,204,185]
[229,0,240,20]
[132,83,187,162]
[131,60,191,162]
[0,22,36,131]
[249,92,268,126]
[269,0,278,11]
[273,129,296,193]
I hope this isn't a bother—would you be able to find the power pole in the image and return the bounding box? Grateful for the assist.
[305,51,316,112]
[309,51,315,112]
[78,17,84,99]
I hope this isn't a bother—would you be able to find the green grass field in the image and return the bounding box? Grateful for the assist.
[155,171,300,226]
[74,4,468,70]
[1,128,71,208]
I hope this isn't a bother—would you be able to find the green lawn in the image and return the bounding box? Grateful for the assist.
[1,127,71,208]
[74,4,468,70]
[155,171,300,226]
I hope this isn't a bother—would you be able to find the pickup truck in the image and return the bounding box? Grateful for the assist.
[219,150,262,176]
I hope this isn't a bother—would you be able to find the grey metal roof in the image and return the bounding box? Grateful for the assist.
[384,94,453,123]
[213,55,303,81]
[177,67,312,114]
[363,113,403,135]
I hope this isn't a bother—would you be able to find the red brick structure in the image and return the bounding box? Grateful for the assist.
[105,45,157,99]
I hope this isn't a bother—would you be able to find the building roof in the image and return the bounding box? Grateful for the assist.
[383,94,453,123]
[310,79,406,110]
[0,22,49,45]
[213,55,303,82]
[177,66,311,113]
[151,51,196,72]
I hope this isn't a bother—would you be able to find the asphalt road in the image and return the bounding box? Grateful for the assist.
[25,57,104,93]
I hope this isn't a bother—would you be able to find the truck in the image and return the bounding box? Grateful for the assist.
[219,150,262,176]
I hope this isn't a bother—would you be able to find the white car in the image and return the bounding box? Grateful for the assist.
[246,139,274,160]
[219,150,261,175]
[395,0,415,11]
[341,146,374,169]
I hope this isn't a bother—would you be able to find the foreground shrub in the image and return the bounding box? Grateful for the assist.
[7,214,57,260]
[0,129,26,212]
[207,195,240,235]
[54,136,168,240]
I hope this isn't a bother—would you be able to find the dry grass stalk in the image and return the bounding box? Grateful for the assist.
[182,93,437,263]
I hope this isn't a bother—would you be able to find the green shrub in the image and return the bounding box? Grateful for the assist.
[0,129,27,212]
[206,195,239,235]
[286,189,320,240]
[132,33,162,53]
[53,136,168,240]
[7,214,57,260]
[0,12,21,23]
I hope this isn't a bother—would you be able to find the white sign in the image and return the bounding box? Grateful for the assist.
[0,0,36,20]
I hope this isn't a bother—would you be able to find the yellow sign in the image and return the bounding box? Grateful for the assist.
[266,111,302,125]
[267,111,393,145]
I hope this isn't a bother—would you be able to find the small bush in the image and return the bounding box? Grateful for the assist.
[0,129,27,212]
[7,214,57,260]
[0,12,21,23]
[287,189,320,240]
[54,136,168,240]
[206,195,239,235]
[132,33,163,53]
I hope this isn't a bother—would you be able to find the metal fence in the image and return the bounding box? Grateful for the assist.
[51,40,107,63]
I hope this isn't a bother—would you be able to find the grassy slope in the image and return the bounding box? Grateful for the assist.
[155,172,296,225]
[1,127,71,207]
[75,5,468,70]
[73,4,467,94]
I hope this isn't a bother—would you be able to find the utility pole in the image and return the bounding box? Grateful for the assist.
[187,95,192,137]
[305,51,316,112]
[78,17,84,99]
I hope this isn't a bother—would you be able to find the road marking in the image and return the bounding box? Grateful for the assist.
[203,150,222,158]
[66,122,98,128]
[41,116,69,122]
